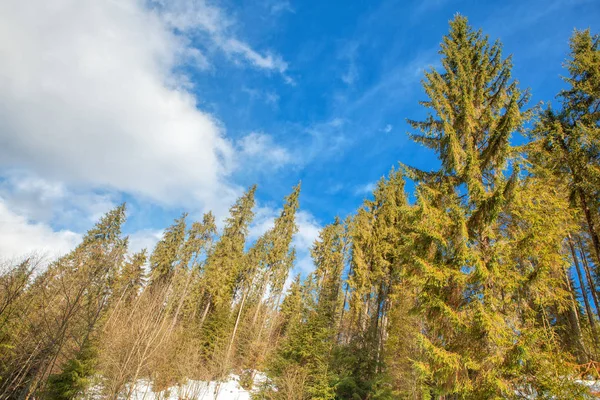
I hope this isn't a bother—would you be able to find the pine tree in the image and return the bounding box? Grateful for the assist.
[532,30,600,334]
[177,212,217,322]
[202,187,256,315]
[527,29,600,371]
[277,274,304,338]
[337,169,414,398]
[197,186,256,376]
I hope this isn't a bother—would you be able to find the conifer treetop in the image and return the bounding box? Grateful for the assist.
[407,15,529,200]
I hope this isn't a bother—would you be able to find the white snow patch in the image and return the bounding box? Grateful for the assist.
[576,379,600,396]
[91,374,267,400]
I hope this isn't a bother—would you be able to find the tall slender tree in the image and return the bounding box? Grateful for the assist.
[261,219,346,400]
[404,15,580,398]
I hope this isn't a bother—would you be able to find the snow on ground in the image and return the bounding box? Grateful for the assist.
[96,373,268,400]
[577,380,600,397]
[128,376,249,400]
[90,375,599,399]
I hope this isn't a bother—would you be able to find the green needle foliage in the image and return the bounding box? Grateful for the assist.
[45,340,98,400]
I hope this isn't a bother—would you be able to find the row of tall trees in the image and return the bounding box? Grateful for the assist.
[258,16,600,400]
[0,185,302,399]
[0,15,598,400]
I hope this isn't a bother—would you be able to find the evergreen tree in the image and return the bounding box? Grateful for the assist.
[531,29,600,332]
[261,219,346,400]
[149,214,187,285]
[197,186,257,376]
[202,186,256,315]
[404,15,580,398]
[115,249,147,304]
[277,274,304,338]
[337,169,414,398]
[0,205,128,398]
[45,339,98,400]
[234,184,300,372]
[177,212,217,322]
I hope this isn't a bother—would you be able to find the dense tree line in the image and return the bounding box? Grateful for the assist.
[0,16,598,399]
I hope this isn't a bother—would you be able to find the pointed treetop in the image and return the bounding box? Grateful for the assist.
[407,14,528,200]
[83,203,126,243]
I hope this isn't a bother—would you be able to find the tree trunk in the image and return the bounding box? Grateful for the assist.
[225,288,248,368]
[337,282,350,344]
[569,235,599,350]
[199,297,211,329]
[578,190,600,270]
[563,267,589,363]
[577,236,600,319]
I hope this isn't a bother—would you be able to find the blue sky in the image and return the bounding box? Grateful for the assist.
[183,0,600,219]
[0,0,598,273]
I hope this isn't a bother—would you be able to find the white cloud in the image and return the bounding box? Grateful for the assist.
[242,87,280,106]
[338,41,360,86]
[0,171,117,229]
[221,39,288,73]
[0,171,164,259]
[0,0,242,213]
[128,229,164,255]
[342,63,359,85]
[237,132,293,169]
[181,47,211,71]
[153,0,230,34]
[0,198,80,261]
[0,0,291,214]
[382,124,393,133]
[0,0,294,260]
[329,118,345,128]
[269,1,295,15]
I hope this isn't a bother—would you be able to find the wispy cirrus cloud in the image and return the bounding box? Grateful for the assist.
[237,132,293,169]
[338,41,361,86]
[354,182,376,196]
[152,0,289,75]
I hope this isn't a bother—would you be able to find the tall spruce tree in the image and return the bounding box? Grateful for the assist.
[197,186,256,375]
[201,187,256,315]
[404,15,581,398]
[261,219,346,400]
[148,214,187,285]
[527,31,600,375]
[115,249,147,305]
[531,29,600,331]
[177,212,217,322]
[339,169,414,398]
[233,184,300,374]
[0,205,128,398]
